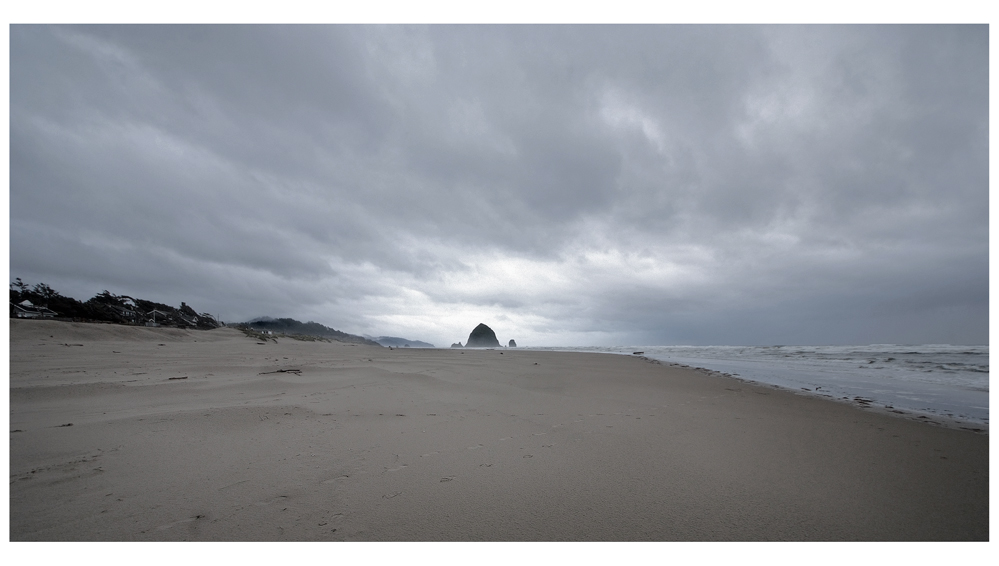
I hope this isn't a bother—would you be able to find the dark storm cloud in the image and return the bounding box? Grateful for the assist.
[8,25,988,346]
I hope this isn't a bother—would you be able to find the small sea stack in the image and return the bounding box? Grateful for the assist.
[509,339,517,347]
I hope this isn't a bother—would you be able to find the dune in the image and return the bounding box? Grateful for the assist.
[8,319,988,541]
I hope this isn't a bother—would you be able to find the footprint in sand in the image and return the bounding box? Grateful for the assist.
[255,495,288,506]
[155,514,205,531]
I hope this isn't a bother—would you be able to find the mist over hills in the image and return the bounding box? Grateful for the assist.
[369,336,435,348]
[243,318,436,348]
[242,317,381,346]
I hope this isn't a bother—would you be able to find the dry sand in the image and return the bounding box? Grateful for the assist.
[8,319,988,541]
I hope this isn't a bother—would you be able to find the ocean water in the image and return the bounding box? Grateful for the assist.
[526,344,989,429]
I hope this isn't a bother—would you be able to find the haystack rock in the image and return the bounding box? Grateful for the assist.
[509,339,517,347]
[451,342,463,348]
[465,323,500,348]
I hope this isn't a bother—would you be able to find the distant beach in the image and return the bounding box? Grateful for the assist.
[9,319,988,541]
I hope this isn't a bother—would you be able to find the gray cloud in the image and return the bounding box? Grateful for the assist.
[9,25,988,346]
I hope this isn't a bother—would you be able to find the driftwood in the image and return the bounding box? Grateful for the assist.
[258,369,303,375]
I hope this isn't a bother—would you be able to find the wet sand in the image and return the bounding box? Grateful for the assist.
[8,319,988,540]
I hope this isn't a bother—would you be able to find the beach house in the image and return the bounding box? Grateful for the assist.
[10,300,57,319]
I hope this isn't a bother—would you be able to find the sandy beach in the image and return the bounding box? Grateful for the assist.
[8,319,988,541]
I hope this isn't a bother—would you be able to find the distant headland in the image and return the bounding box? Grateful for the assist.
[8,278,379,345]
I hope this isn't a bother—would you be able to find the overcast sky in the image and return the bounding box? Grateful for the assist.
[8,24,989,346]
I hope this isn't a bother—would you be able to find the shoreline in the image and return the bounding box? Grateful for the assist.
[520,346,989,433]
[9,319,989,541]
[649,357,989,434]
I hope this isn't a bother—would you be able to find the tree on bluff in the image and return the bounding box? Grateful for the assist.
[88,290,126,307]
[9,279,90,319]
[32,282,59,302]
[10,278,29,302]
[180,302,198,317]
